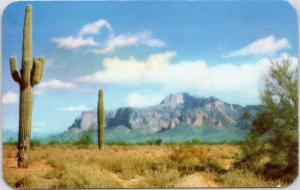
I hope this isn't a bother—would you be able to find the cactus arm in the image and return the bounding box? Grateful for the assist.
[10,56,21,83]
[31,57,44,86]
[20,58,32,87]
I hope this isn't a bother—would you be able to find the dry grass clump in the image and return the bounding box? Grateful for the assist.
[54,165,121,188]
[86,145,173,180]
[43,146,122,188]
[170,144,236,174]
[215,168,283,187]
[137,168,180,188]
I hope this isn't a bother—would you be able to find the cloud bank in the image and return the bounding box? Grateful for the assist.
[225,35,290,57]
[79,51,297,99]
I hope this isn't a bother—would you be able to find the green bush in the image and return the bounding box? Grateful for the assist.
[106,141,129,146]
[47,139,62,145]
[75,132,94,147]
[30,139,41,147]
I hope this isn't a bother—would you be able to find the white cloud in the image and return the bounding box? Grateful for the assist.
[53,19,165,52]
[53,36,98,49]
[79,19,113,36]
[59,105,88,112]
[2,91,18,104]
[79,51,298,99]
[39,80,77,89]
[93,31,165,54]
[79,51,176,83]
[225,35,290,57]
[127,92,164,107]
[53,19,112,49]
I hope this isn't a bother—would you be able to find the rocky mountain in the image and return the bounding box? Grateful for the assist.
[67,93,259,135]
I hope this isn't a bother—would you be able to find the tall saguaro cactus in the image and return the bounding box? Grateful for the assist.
[98,89,105,150]
[9,5,45,168]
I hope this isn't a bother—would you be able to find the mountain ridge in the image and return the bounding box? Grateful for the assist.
[67,92,259,136]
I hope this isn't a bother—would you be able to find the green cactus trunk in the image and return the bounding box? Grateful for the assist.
[98,90,105,150]
[9,5,45,168]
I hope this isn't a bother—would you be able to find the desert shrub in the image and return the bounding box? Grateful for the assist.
[42,146,122,188]
[30,139,42,147]
[89,154,123,173]
[106,141,130,145]
[47,139,63,145]
[138,168,180,188]
[170,145,237,175]
[75,132,94,147]
[170,145,208,174]
[45,157,121,188]
[55,166,122,188]
[216,169,282,187]
[238,137,271,172]
[88,150,173,180]
[144,139,162,145]
[205,158,228,173]
[181,138,201,144]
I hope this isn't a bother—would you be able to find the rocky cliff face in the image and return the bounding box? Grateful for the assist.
[68,93,258,134]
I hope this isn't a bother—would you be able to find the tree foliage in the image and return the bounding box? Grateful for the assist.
[241,59,298,183]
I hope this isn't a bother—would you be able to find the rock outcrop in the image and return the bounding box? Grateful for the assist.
[68,93,258,134]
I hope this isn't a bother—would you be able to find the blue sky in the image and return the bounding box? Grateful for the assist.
[2,1,298,135]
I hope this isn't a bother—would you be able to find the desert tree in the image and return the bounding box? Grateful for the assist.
[241,58,298,183]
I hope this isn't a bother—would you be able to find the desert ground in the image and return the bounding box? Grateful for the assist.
[3,144,283,188]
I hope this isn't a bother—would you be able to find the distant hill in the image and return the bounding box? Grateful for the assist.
[60,93,259,143]
[2,129,57,143]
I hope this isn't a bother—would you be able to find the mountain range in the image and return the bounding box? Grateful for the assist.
[61,93,259,143]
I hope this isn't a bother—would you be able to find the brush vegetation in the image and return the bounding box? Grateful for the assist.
[3,144,285,188]
[239,59,298,184]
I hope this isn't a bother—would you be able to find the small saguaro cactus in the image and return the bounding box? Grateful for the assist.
[98,89,105,150]
[9,5,45,168]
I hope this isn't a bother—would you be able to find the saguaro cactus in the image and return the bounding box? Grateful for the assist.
[98,89,105,150]
[9,5,45,168]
